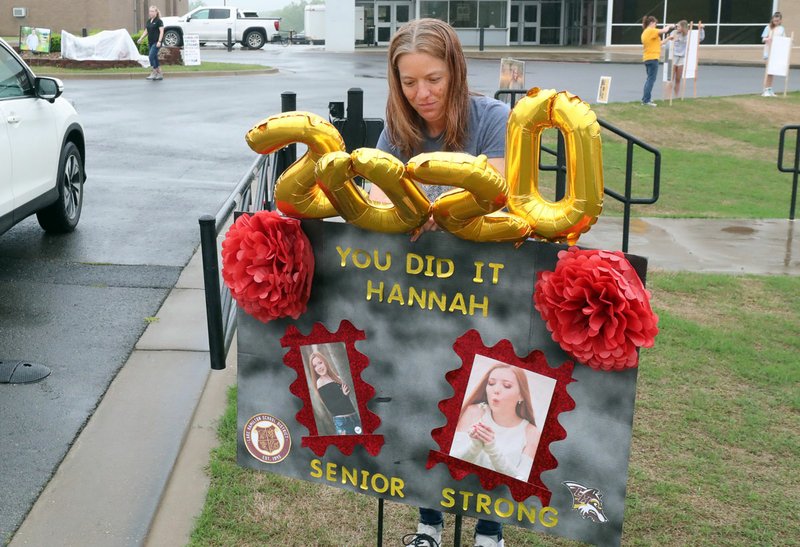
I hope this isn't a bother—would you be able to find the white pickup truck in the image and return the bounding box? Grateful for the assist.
[161,6,281,49]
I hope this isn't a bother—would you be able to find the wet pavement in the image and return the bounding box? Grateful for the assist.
[1,45,799,544]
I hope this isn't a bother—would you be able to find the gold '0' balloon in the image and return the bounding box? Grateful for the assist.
[314,148,431,233]
[245,111,345,218]
[506,88,604,244]
[407,152,532,243]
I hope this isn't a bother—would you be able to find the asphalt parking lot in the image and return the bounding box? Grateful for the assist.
[1,44,798,541]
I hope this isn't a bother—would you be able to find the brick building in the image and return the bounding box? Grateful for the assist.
[2,0,189,37]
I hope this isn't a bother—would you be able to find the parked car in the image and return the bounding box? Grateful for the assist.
[161,6,281,49]
[0,38,85,236]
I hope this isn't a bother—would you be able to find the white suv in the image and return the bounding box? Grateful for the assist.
[1,38,85,235]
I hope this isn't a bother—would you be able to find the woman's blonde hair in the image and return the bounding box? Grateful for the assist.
[461,363,536,427]
[386,18,470,157]
[677,20,689,33]
[149,5,161,19]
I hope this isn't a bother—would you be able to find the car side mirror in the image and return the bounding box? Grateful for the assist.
[185,16,191,22]
[35,77,63,103]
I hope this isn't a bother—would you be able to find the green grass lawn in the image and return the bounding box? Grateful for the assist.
[33,61,268,75]
[591,93,800,218]
[189,271,800,546]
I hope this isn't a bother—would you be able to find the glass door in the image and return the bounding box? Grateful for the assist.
[375,2,412,45]
[510,1,540,45]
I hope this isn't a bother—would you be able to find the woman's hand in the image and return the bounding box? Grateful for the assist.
[341,383,351,396]
[468,421,495,445]
[410,216,438,242]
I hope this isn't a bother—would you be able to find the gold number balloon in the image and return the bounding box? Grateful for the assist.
[314,148,431,234]
[245,111,345,218]
[506,88,604,244]
[406,152,532,243]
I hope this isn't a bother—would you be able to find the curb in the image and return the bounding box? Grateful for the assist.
[34,68,278,79]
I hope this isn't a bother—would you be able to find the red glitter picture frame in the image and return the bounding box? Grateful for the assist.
[281,320,384,456]
[427,329,576,506]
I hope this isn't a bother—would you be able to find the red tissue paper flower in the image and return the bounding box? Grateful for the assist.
[221,211,314,323]
[533,247,659,371]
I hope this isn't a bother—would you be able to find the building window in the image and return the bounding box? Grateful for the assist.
[540,0,562,44]
[479,1,507,29]
[451,1,478,28]
[421,0,449,21]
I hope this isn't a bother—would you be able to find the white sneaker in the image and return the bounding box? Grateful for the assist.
[146,71,156,80]
[402,523,442,546]
[768,88,777,97]
[762,89,771,97]
[642,101,657,107]
[474,533,505,547]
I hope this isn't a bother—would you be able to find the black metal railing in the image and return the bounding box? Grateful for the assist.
[495,89,661,252]
[778,124,800,220]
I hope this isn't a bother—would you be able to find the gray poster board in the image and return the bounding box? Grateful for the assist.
[237,220,647,546]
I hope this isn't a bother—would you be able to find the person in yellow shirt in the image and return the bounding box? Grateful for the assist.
[640,15,673,106]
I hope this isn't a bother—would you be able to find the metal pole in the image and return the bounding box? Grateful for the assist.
[376,498,384,547]
[791,128,799,220]
[280,92,297,167]
[227,28,233,51]
[479,27,485,51]
[555,132,566,201]
[199,215,227,370]
[622,141,634,253]
[454,515,463,547]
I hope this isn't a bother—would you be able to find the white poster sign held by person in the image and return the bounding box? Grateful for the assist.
[596,76,611,104]
[182,34,201,66]
[684,29,701,80]
[767,35,792,77]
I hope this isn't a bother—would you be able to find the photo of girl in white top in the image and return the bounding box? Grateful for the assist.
[449,357,555,481]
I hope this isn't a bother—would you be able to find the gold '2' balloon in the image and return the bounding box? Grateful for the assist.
[314,148,431,233]
[246,112,345,218]
[406,152,531,243]
[245,91,604,244]
[506,88,604,244]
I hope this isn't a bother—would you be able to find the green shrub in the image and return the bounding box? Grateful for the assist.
[131,31,149,55]
[49,33,61,53]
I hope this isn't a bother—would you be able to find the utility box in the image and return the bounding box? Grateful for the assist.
[13,7,27,17]
[303,5,364,44]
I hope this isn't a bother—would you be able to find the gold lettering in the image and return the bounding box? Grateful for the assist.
[427,290,446,312]
[488,262,505,284]
[309,459,322,478]
[475,493,492,515]
[408,286,426,309]
[424,255,436,277]
[390,477,405,498]
[469,295,489,317]
[448,292,467,315]
[460,491,474,511]
[325,462,337,482]
[336,246,351,267]
[341,465,358,487]
[440,488,455,508]
[436,258,455,278]
[406,253,423,274]
[360,470,370,490]
[540,507,558,528]
[371,473,389,494]
[517,502,538,524]
[374,251,392,271]
[494,498,514,518]
[387,283,405,305]
[352,249,371,269]
[473,261,484,283]
[366,280,384,302]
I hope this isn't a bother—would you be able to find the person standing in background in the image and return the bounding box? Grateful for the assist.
[669,20,705,97]
[641,15,673,106]
[761,12,785,97]
[138,5,164,81]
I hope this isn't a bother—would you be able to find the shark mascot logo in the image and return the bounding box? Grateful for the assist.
[563,481,608,523]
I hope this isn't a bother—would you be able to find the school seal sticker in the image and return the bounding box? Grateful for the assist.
[243,414,292,463]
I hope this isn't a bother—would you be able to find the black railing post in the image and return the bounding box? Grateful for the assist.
[227,28,233,51]
[81,28,88,37]
[621,141,635,253]
[345,87,365,150]
[479,27,485,51]
[555,131,566,201]
[275,92,297,180]
[454,514,463,547]
[200,214,227,370]
[791,130,799,220]
[376,498,384,547]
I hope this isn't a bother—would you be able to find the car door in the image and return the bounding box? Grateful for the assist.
[0,45,58,210]
[184,7,213,40]
[209,8,233,41]
[0,102,13,226]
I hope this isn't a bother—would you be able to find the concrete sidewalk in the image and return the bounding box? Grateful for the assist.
[7,216,798,547]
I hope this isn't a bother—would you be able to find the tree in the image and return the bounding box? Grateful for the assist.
[266,0,324,33]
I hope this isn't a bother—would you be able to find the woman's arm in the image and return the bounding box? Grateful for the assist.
[158,24,165,44]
